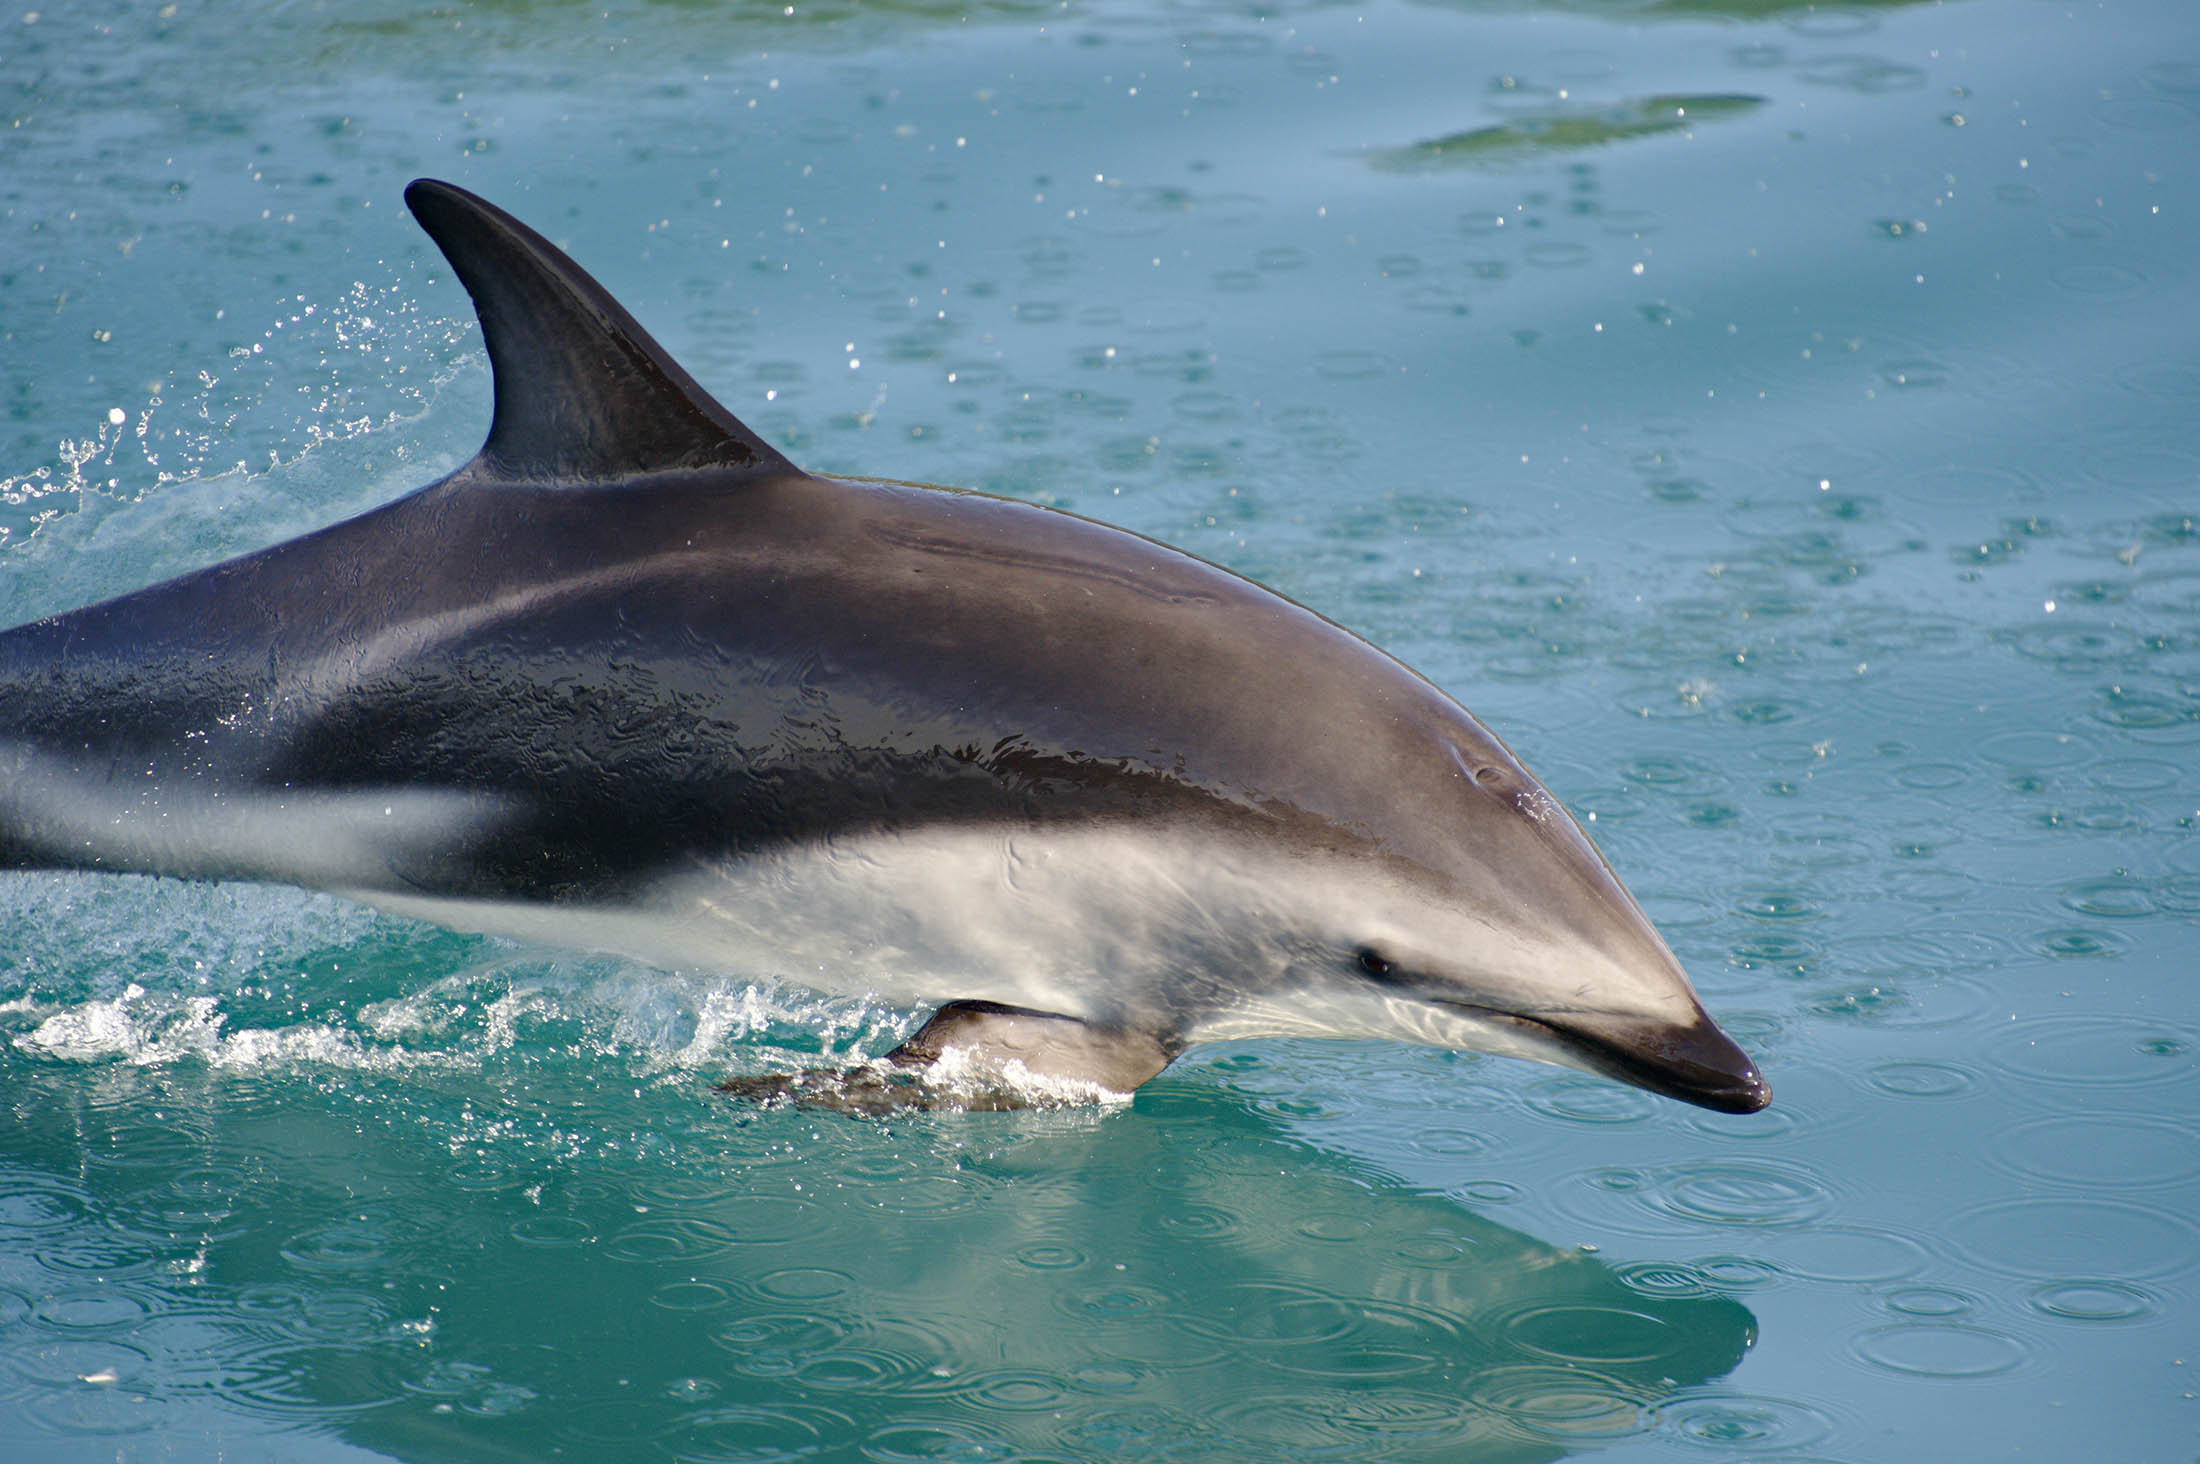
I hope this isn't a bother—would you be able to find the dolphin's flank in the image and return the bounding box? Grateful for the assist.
[0,179,1769,1117]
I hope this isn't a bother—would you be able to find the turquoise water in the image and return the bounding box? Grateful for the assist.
[4,0,2198,1458]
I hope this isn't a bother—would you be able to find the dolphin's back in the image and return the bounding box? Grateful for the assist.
[0,443,1504,903]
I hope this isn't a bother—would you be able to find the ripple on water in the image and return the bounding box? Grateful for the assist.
[2093,685,2200,742]
[279,1214,400,1274]
[2030,925,2133,959]
[1747,1224,1933,1285]
[648,1279,734,1313]
[2127,566,2200,616]
[1407,1125,1489,1159]
[1975,728,2092,767]
[1169,1280,1360,1350]
[1466,1365,1656,1443]
[793,1314,963,1395]
[1454,1178,1526,1206]
[507,1215,594,1249]
[754,1267,856,1304]
[1691,1255,1787,1292]
[82,1120,211,1171]
[1892,761,1967,791]
[859,1174,984,1218]
[713,1313,856,1379]
[1850,1323,2029,1380]
[1660,1392,1836,1452]
[1498,1300,1706,1370]
[1689,1102,1802,1143]
[559,1396,678,1446]
[30,1288,153,1334]
[1523,1076,1658,1126]
[1185,1285,1463,1382]
[951,1370,1071,1414]
[671,1404,853,1463]
[1947,1198,2199,1279]
[1886,1286,1977,1317]
[1983,1014,2196,1086]
[1613,1259,1713,1299]
[1322,1390,1479,1443]
[1843,925,2012,976]
[1215,1390,1472,1452]
[1865,1060,1980,1099]
[15,1384,167,1439]
[637,1174,748,1206]
[1292,1210,1377,1244]
[1653,1162,1835,1229]
[712,1194,821,1244]
[289,1288,391,1343]
[1809,971,1992,1029]
[602,1217,739,1265]
[860,1420,1012,1463]
[2050,259,2152,296]
[2027,1279,2159,1323]
[2088,756,2184,793]
[6,1337,156,1394]
[1013,1243,1087,1271]
[1985,1113,2200,1190]
[0,1180,91,1238]
[1733,888,1823,922]
[1619,752,1725,794]
[2158,875,2200,914]
[1058,1283,1173,1327]
[1389,1232,1474,1268]
[1645,885,1724,929]
[2058,874,2157,919]
[230,1339,414,1416]
[2003,620,2159,674]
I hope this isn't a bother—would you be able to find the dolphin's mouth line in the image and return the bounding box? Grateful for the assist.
[1434,1000,1771,1115]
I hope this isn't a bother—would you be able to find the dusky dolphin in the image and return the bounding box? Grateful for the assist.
[0,179,1769,1115]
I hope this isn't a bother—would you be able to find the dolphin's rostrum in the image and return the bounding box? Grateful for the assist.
[0,180,1769,1116]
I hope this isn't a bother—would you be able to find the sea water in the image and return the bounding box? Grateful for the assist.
[2,0,2196,1459]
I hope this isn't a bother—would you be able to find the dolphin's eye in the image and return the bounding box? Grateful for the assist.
[1356,947,1397,981]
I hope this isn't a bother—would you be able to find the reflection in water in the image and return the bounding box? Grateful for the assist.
[0,1057,1755,1461]
[1368,95,1767,172]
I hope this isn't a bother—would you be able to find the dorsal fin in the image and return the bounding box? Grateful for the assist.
[404,178,800,485]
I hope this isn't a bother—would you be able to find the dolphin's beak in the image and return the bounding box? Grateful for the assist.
[1552,1010,1771,1114]
[1475,1006,1772,1114]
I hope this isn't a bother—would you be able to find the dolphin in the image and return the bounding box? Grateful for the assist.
[0,179,1768,1115]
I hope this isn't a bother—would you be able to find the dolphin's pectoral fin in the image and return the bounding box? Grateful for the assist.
[889,999,1181,1093]
[715,1000,1181,1115]
[714,1065,955,1117]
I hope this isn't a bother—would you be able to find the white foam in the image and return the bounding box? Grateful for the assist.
[9,981,447,1073]
[920,1044,1137,1109]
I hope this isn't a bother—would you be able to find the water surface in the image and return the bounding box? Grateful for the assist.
[3,0,2197,1459]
